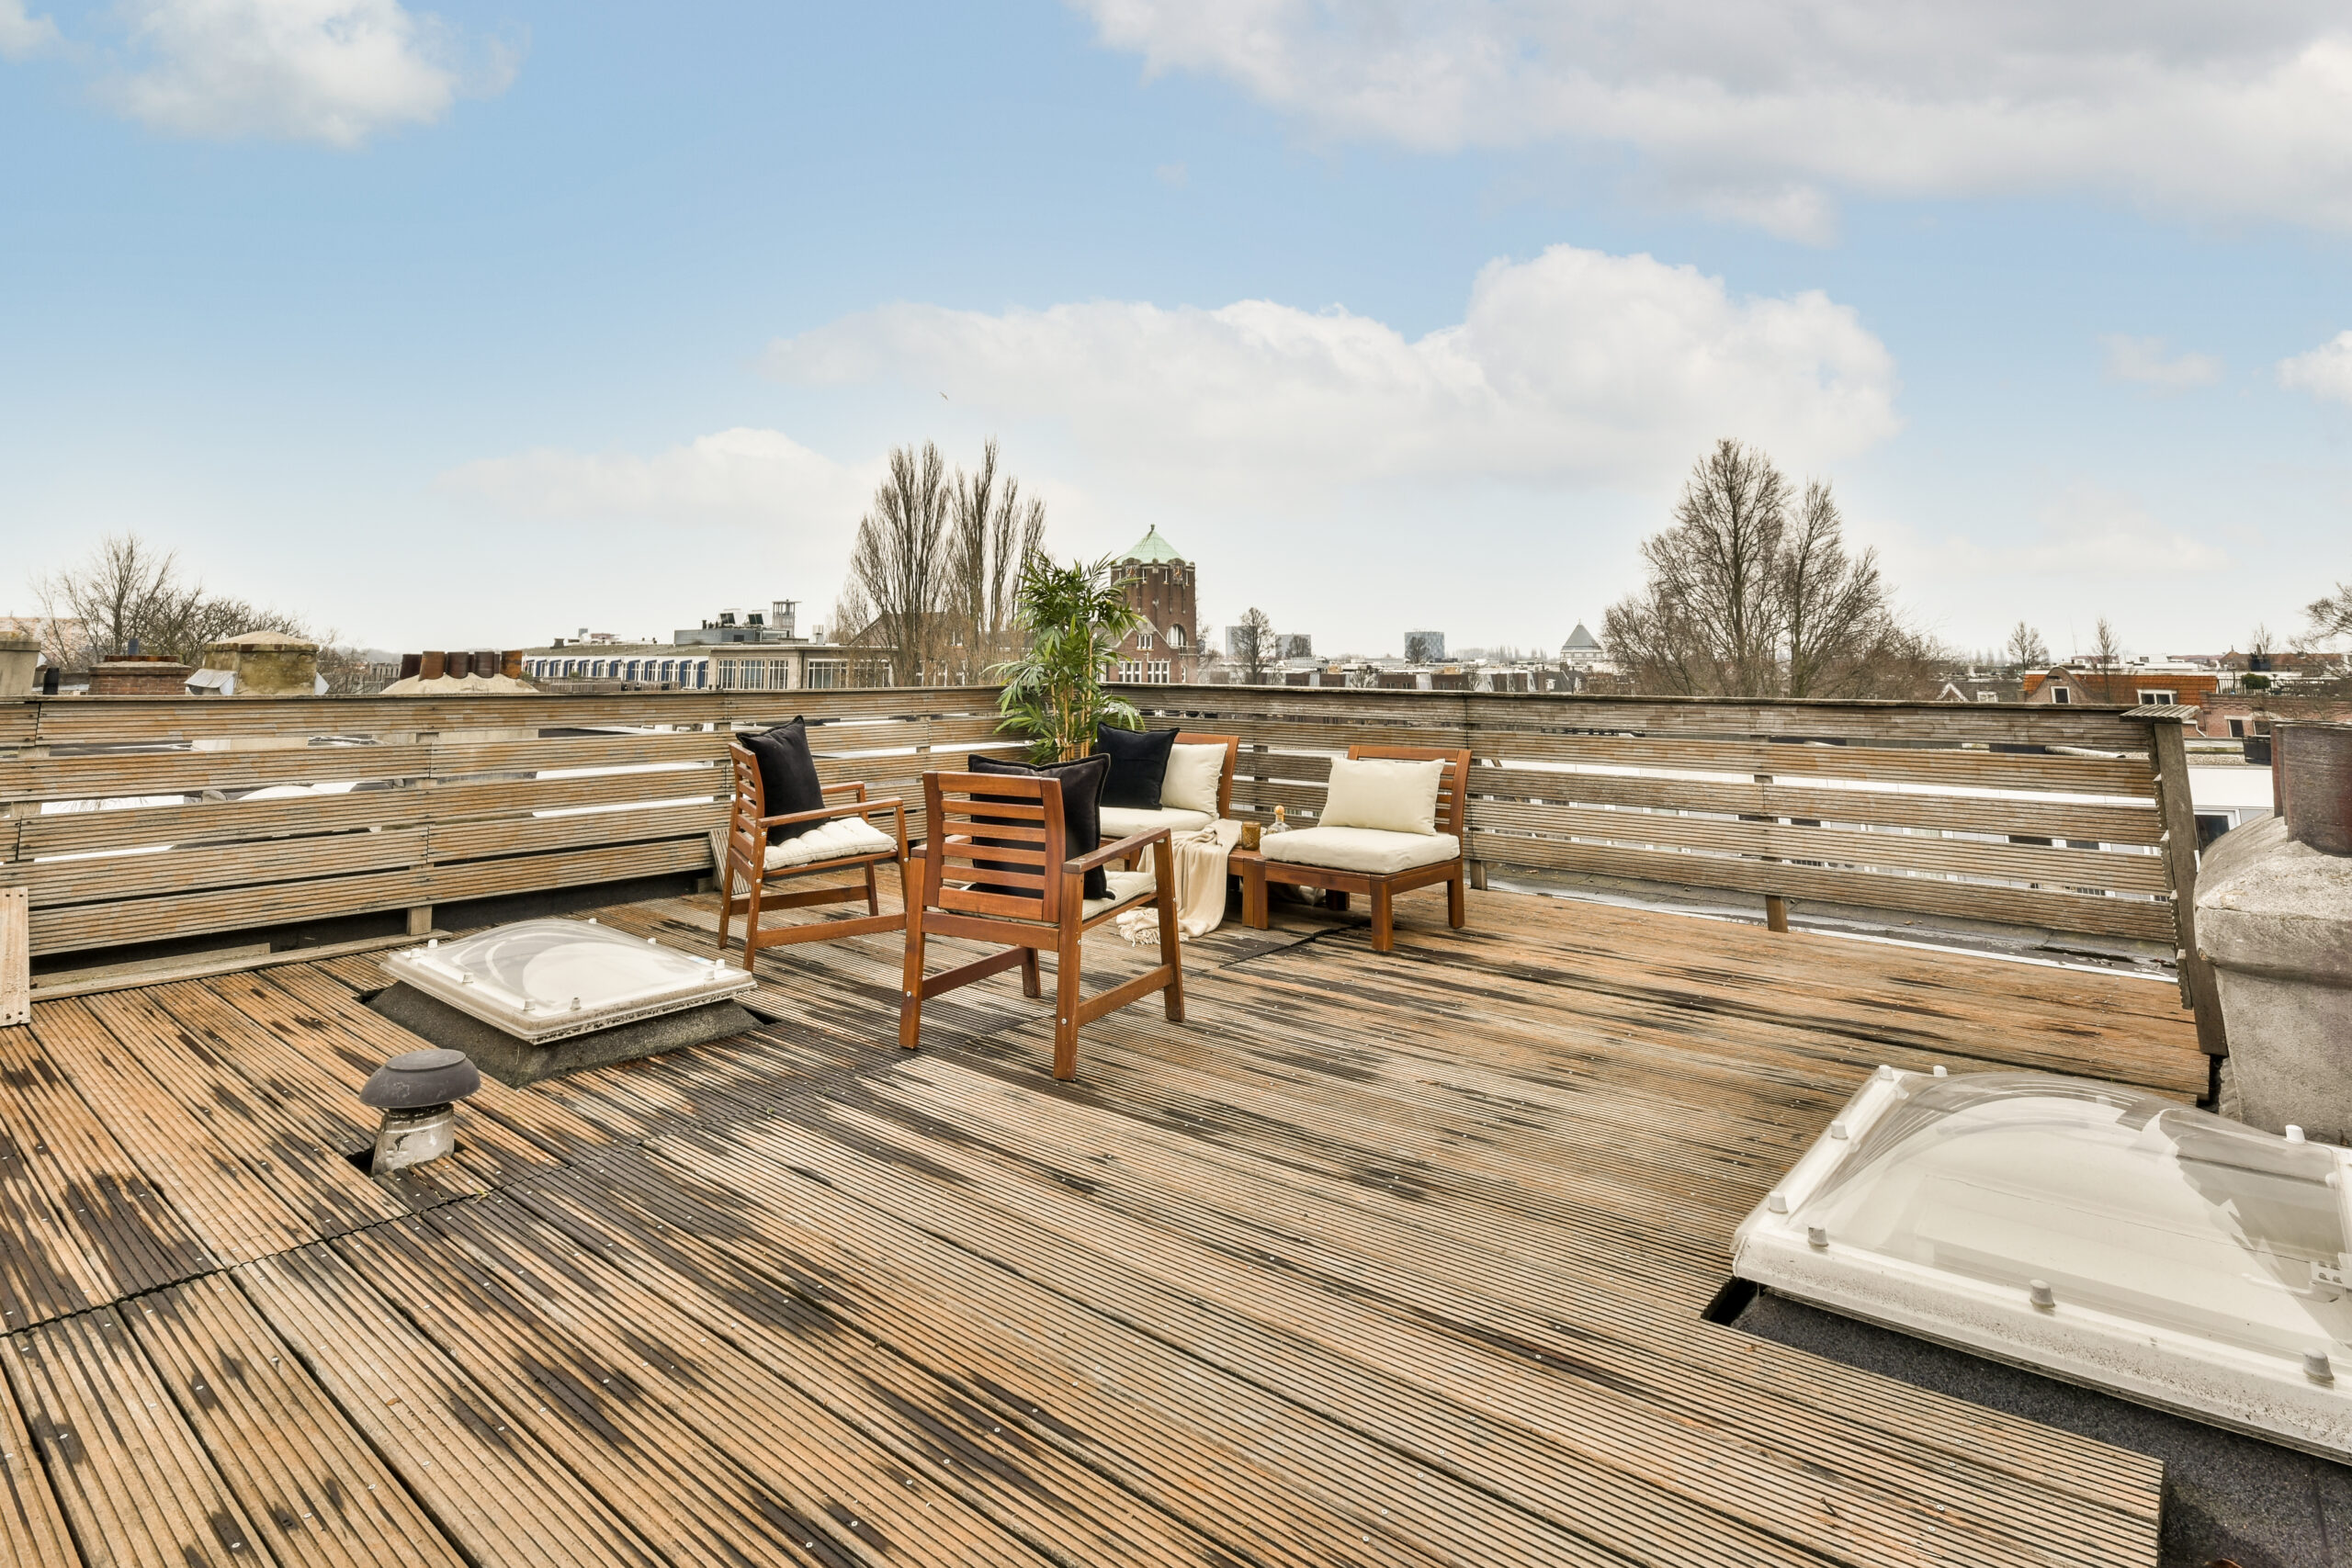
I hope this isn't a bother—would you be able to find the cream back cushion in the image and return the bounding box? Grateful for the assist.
[1319,757,1444,836]
[1162,743,1226,816]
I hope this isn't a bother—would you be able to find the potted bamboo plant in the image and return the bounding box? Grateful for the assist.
[991,553,1148,761]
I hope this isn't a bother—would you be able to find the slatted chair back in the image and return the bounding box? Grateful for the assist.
[922,772,1071,927]
[1349,744,1472,840]
[1173,732,1240,818]
[724,742,770,886]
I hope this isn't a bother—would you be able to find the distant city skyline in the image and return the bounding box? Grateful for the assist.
[3,3,2349,660]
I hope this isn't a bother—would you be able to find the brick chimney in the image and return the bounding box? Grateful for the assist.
[198,632,320,696]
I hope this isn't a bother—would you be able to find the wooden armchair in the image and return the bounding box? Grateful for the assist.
[1238,744,1471,953]
[1102,730,1240,871]
[900,770,1183,1081]
[718,740,910,964]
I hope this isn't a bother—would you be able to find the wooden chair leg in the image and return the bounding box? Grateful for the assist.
[865,862,880,916]
[1243,859,1268,930]
[899,908,927,1050]
[1052,925,1083,1081]
[741,874,768,963]
[1327,890,1350,913]
[717,863,736,958]
[1020,946,1043,998]
[1448,865,1467,928]
[1369,880,1395,953]
[1155,868,1184,1022]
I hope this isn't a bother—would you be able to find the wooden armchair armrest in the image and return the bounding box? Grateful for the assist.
[1067,826,1170,875]
[820,781,867,801]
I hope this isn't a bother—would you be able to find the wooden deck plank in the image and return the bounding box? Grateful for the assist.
[0,1326,79,1568]
[0,1015,211,1322]
[125,1275,468,1568]
[6,1305,266,1566]
[350,1199,1106,1567]
[27,998,318,1266]
[830,1064,2158,1560]
[691,1099,2153,1568]
[237,1246,670,1568]
[0,883,2190,1567]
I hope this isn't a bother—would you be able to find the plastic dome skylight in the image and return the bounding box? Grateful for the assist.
[1735,1068,2352,1459]
[381,919,754,1045]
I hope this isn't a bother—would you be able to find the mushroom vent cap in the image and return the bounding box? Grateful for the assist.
[360,1048,481,1110]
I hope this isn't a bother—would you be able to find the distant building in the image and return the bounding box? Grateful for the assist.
[1276,633,1313,660]
[1404,629,1446,663]
[1111,526,1199,683]
[675,600,807,646]
[514,597,871,690]
[2021,661,2221,707]
[1558,623,1604,669]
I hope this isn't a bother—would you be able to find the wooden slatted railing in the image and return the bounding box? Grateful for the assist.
[0,690,1016,960]
[0,682,2221,1054]
[1118,683,2220,1053]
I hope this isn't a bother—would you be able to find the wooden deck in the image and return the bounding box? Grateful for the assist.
[0,880,2202,1566]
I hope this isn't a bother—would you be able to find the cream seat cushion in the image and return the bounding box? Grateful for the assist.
[1320,757,1444,837]
[1260,826,1459,875]
[1100,804,1214,840]
[762,815,896,871]
[1160,743,1227,816]
[1082,868,1159,920]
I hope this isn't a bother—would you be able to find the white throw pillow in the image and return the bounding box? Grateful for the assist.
[1318,757,1444,836]
[1161,743,1226,816]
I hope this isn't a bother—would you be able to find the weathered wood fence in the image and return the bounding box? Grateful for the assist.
[0,683,2220,1051]
[1121,684,2220,1054]
[0,690,1011,958]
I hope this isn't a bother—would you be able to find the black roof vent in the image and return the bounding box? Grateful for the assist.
[360,1048,481,1110]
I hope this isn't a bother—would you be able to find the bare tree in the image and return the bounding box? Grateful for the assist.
[2003,621,2051,671]
[1229,607,1276,684]
[942,439,1047,684]
[844,443,954,686]
[2302,585,2352,648]
[1603,440,1937,699]
[2086,616,2125,672]
[30,533,307,668]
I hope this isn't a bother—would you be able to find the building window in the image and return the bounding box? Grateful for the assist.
[1137,629,1155,650]
[1976,691,1998,703]
[718,661,739,690]
[806,660,846,690]
[2136,689,2176,706]
[2052,686,2071,704]
[2229,717,2246,739]
[1168,626,1185,648]
[1148,660,1170,683]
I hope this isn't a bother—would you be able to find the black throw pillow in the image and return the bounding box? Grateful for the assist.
[966,752,1112,899]
[744,719,826,843]
[1094,725,1177,809]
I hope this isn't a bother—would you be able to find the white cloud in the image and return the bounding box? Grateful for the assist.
[0,0,60,59]
[764,243,1899,499]
[2100,334,2222,392]
[438,427,876,527]
[105,0,515,146]
[2278,331,2352,403]
[1074,1,2352,234]
[1919,484,2224,580]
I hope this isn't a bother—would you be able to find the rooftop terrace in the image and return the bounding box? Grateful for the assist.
[0,681,2236,1565]
[0,874,2200,1568]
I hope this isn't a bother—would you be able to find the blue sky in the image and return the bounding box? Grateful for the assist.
[5,0,2351,660]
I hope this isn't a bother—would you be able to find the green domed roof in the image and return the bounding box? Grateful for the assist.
[1119,525,1184,564]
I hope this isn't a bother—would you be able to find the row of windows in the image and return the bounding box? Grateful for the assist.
[525,657,713,686]
[1115,660,1174,683]
[1132,625,1187,651]
[524,656,854,691]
